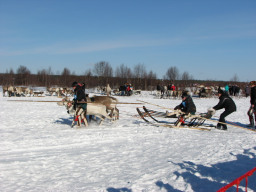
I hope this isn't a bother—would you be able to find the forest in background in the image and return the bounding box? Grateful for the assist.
[0,62,246,91]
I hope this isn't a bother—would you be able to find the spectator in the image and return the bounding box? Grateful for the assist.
[247,81,256,128]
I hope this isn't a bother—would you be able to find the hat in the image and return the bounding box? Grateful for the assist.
[218,89,224,95]
[181,92,188,98]
[71,81,78,87]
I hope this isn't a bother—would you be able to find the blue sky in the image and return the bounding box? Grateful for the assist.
[0,0,255,82]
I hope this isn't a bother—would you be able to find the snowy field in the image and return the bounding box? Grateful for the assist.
[0,87,255,192]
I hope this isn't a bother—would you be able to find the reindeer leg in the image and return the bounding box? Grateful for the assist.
[98,118,104,126]
[77,115,82,127]
[71,115,76,128]
[82,111,88,127]
[77,108,84,127]
[116,107,119,120]
[94,115,104,125]
[84,118,89,127]
[110,108,114,120]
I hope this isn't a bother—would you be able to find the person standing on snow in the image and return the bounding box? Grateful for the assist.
[72,81,87,126]
[248,81,256,128]
[245,85,250,97]
[170,84,176,97]
[211,89,236,130]
[225,84,229,93]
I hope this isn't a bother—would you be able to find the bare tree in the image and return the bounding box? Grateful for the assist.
[10,68,14,74]
[133,63,147,89]
[37,69,48,86]
[147,70,157,80]
[2,68,15,85]
[17,65,30,75]
[93,61,113,77]
[133,63,147,79]
[83,69,92,86]
[36,67,53,87]
[46,67,54,86]
[93,61,113,86]
[16,65,31,85]
[181,71,193,86]
[84,69,92,77]
[146,70,157,90]
[115,64,132,79]
[61,68,71,76]
[230,74,239,82]
[181,71,193,81]
[165,66,179,82]
[61,68,71,86]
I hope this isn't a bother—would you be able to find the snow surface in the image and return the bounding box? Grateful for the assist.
[0,87,256,192]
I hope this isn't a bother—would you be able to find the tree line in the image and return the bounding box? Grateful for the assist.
[0,61,246,91]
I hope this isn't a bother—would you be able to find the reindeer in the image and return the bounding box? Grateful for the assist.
[63,95,119,127]
[3,86,16,97]
[105,84,111,96]
[2,86,9,97]
[15,87,29,96]
[66,100,113,127]
[47,87,62,97]
[89,96,119,120]
[57,97,70,106]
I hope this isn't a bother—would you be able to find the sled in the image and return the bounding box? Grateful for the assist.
[136,106,215,131]
[137,100,256,132]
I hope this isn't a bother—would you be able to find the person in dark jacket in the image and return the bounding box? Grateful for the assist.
[245,85,250,97]
[212,89,236,130]
[174,91,196,115]
[72,81,87,109]
[72,81,87,126]
[173,91,196,126]
[248,81,256,128]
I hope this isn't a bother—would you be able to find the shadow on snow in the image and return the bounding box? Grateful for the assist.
[55,117,73,126]
[162,147,256,192]
[54,117,256,191]
[107,187,132,192]
[106,147,256,192]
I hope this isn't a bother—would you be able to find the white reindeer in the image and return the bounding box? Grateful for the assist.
[63,95,119,127]
[89,96,119,120]
[66,101,112,127]
[3,86,16,97]
[106,84,111,96]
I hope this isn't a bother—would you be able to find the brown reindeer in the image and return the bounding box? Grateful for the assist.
[89,96,119,120]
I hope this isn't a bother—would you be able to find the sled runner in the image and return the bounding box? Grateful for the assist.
[136,106,215,131]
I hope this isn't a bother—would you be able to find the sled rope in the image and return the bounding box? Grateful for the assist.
[8,100,143,105]
[137,99,176,111]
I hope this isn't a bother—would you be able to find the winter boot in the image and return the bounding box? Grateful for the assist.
[216,123,227,130]
[221,124,227,130]
[216,123,221,130]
